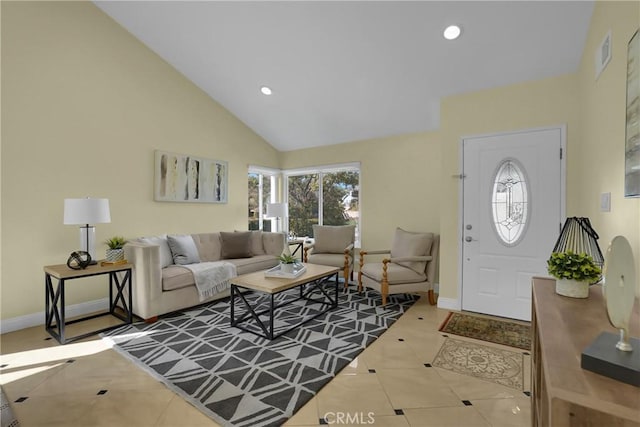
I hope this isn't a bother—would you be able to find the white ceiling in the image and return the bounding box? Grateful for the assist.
[94,1,594,152]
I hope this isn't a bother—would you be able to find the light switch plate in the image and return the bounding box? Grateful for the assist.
[600,192,611,212]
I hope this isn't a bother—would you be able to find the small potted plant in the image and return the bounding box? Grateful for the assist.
[278,253,297,273]
[105,236,128,262]
[547,251,601,298]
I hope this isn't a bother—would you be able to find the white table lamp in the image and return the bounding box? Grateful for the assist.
[266,202,287,233]
[64,198,111,264]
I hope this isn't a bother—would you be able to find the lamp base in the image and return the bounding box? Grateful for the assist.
[79,225,98,263]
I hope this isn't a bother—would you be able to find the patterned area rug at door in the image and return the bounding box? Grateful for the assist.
[433,337,524,390]
[438,312,531,350]
[102,285,417,427]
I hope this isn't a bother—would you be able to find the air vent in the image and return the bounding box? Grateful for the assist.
[595,30,612,79]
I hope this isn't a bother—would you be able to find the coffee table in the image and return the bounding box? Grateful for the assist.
[230,263,340,339]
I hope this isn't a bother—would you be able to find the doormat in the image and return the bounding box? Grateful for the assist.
[438,312,531,350]
[433,337,524,390]
[102,285,417,427]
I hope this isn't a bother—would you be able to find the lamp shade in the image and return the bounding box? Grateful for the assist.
[266,202,287,218]
[63,198,111,225]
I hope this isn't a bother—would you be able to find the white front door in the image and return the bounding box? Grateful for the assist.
[461,127,564,321]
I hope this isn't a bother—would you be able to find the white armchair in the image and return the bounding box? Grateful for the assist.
[358,228,439,305]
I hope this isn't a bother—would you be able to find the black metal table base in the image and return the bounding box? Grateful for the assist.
[45,268,132,344]
[230,272,338,340]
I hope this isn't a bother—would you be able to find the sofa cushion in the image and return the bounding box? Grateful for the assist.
[138,234,173,268]
[162,265,195,291]
[307,253,352,269]
[228,254,279,275]
[248,230,265,255]
[220,231,252,259]
[191,233,222,262]
[361,262,427,284]
[167,234,201,265]
[390,228,434,274]
[312,225,355,254]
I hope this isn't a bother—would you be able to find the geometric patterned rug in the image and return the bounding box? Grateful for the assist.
[102,284,417,427]
[432,337,525,390]
[438,311,531,350]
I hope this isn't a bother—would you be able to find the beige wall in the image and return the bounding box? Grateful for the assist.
[1,2,279,319]
[280,132,441,253]
[575,0,640,294]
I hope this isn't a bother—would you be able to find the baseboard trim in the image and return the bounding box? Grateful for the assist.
[437,297,461,311]
[0,298,109,334]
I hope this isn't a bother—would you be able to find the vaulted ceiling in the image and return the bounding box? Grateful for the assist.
[94,1,594,151]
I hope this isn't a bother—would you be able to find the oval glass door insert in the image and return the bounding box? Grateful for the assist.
[491,159,529,246]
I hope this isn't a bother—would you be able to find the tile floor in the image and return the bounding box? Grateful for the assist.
[0,294,531,426]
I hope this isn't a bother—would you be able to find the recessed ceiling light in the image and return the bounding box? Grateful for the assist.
[443,25,462,40]
[260,86,272,95]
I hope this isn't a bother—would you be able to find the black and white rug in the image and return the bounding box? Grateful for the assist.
[102,284,417,427]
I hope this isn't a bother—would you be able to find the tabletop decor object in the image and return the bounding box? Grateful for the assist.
[581,235,639,387]
[63,197,111,264]
[547,251,602,298]
[105,236,127,262]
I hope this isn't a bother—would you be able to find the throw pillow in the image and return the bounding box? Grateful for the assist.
[220,231,252,259]
[390,228,434,274]
[167,234,201,265]
[312,225,355,254]
[236,230,265,255]
[139,234,173,268]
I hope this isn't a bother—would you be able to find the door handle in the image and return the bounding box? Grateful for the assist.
[465,236,477,242]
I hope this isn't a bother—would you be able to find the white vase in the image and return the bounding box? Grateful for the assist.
[555,278,589,298]
[281,263,294,274]
[106,248,124,262]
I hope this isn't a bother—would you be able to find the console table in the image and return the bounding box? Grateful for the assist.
[44,262,133,344]
[531,277,640,426]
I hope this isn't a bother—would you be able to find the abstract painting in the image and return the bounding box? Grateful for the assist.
[154,150,228,203]
[625,30,640,197]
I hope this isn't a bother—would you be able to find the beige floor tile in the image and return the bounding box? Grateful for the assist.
[375,368,463,409]
[74,388,176,426]
[10,394,97,425]
[156,393,221,426]
[471,397,531,427]
[316,373,396,417]
[324,413,409,427]
[403,406,491,426]
[337,355,370,375]
[358,336,425,370]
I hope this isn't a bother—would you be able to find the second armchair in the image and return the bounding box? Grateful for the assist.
[303,225,355,287]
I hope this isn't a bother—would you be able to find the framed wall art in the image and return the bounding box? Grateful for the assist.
[154,150,228,203]
[625,29,639,197]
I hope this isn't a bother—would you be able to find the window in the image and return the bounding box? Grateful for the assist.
[248,166,278,231]
[491,159,529,246]
[285,163,360,245]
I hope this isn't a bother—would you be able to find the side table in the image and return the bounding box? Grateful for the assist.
[288,238,306,260]
[44,262,133,344]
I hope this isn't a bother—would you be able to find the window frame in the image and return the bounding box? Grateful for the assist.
[283,162,361,245]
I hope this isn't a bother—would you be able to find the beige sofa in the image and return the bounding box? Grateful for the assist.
[124,231,284,320]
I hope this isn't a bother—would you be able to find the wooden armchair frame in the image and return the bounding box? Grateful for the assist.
[358,247,438,306]
[304,243,354,288]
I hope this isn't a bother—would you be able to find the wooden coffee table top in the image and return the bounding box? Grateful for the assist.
[231,263,339,294]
